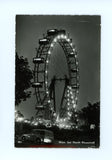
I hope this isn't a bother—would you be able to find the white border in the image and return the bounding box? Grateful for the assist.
[0,0,112,160]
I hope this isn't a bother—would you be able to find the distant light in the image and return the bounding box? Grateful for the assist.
[57,35,60,39]
[24,120,28,123]
[45,70,48,74]
[48,100,51,103]
[76,90,79,94]
[70,43,73,46]
[70,91,72,94]
[46,91,49,94]
[61,34,64,38]
[68,112,71,116]
[67,38,70,42]
[53,113,56,116]
[67,93,70,97]
[34,122,38,126]
[90,124,95,130]
[76,61,78,65]
[68,86,72,89]
[50,107,53,111]
[72,100,75,103]
[46,60,49,63]
[51,43,54,47]
[17,140,22,144]
[48,51,51,55]
[16,117,24,122]
[76,126,78,129]
[75,97,78,100]
[53,38,57,42]
[64,35,67,39]
[73,104,76,108]
[71,96,74,99]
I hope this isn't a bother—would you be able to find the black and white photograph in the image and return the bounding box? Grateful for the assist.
[15,15,100,148]
[1,0,112,159]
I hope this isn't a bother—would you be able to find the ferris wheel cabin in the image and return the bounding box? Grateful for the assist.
[47,29,66,36]
[68,52,75,57]
[33,57,44,63]
[71,68,78,72]
[47,29,58,36]
[39,38,49,45]
[32,82,43,88]
[72,84,80,89]
[35,105,44,109]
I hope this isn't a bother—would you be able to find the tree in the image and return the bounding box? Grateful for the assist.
[15,53,33,105]
[80,102,100,128]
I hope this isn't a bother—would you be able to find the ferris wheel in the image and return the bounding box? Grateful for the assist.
[32,29,79,124]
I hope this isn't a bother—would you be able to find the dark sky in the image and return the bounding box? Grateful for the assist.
[16,15,100,119]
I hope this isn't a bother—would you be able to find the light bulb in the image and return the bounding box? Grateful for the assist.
[64,35,67,39]
[72,100,75,103]
[51,43,54,47]
[71,96,74,99]
[57,35,60,39]
[46,59,49,63]
[48,51,51,55]
[45,81,48,84]
[53,38,57,42]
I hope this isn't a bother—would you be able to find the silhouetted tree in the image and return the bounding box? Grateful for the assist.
[80,102,100,128]
[15,53,33,105]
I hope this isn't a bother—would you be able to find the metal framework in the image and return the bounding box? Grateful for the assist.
[32,29,79,125]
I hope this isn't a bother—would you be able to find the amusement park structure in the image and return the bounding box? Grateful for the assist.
[32,29,79,128]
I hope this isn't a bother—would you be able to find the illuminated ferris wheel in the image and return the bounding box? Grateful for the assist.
[32,29,79,124]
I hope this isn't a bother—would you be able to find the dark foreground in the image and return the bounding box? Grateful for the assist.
[15,123,100,148]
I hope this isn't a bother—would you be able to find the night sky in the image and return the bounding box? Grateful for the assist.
[16,15,100,119]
